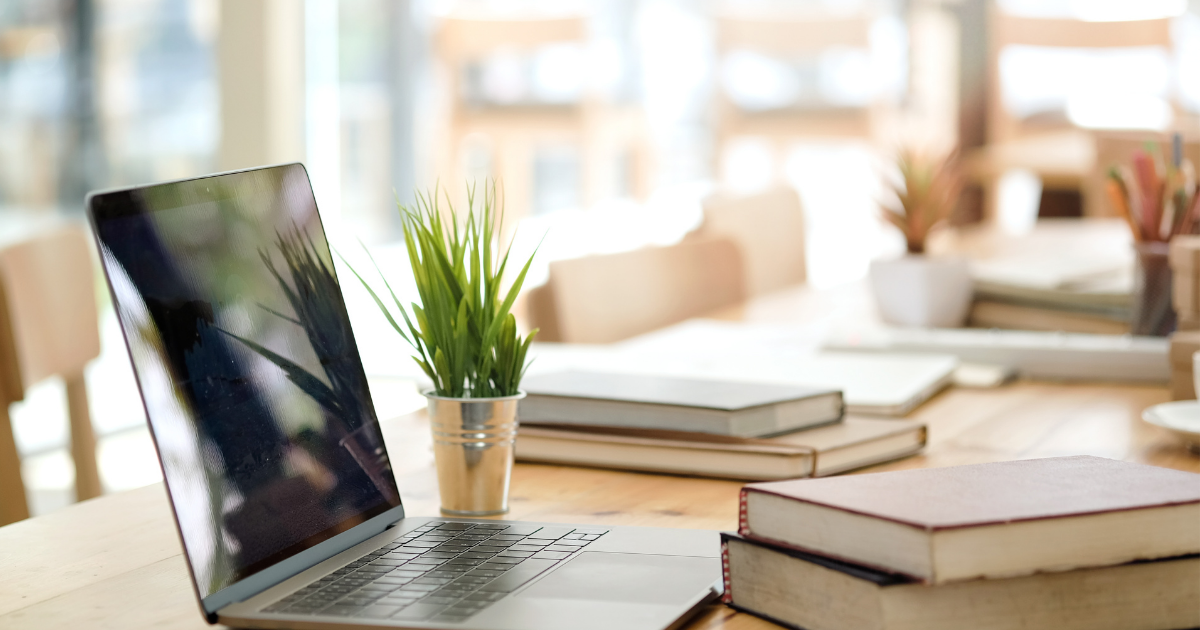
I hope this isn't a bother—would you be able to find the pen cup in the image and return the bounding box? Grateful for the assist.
[1131,241,1176,337]
[425,391,523,515]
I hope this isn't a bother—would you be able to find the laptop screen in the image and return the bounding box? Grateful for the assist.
[89,164,401,598]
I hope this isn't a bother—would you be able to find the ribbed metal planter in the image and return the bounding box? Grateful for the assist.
[425,391,524,515]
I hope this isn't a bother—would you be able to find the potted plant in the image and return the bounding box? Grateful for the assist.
[348,183,538,515]
[869,149,972,328]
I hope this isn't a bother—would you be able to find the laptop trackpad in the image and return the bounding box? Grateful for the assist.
[518,552,720,605]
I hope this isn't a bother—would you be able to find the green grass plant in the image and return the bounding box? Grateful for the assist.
[345,182,538,398]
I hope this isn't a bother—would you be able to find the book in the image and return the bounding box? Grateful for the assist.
[963,228,1135,335]
[608,320,959,416]
[738,455,1200,583]
[967,232,1133,312]
[514,417,926,480]
[823,326,1169,383]
[720,532,1200,630]
[518,371,843,437]
[971,277,1131,315]
[969,300,1130,334]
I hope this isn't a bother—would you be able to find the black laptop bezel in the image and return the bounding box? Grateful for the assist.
[85,163,407,623]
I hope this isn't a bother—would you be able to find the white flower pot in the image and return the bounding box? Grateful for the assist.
[868,255,973,328]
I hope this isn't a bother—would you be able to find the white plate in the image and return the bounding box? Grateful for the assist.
[1142,401,1200,452]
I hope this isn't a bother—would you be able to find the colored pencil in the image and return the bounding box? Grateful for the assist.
[1110,140,1199,242]
[1107,171,1142,242]
[1133,149,1162,240]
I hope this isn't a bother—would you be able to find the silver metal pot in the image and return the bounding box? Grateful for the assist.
[424,391,524,515]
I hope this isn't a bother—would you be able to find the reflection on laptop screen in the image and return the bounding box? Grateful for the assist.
[89,164,401,598]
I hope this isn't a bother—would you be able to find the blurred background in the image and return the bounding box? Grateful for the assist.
[3,0,1200,517]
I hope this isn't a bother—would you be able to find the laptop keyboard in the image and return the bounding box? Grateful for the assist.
[262,521,608,623]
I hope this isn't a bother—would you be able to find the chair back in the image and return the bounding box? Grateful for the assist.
[434,13,598,221]
[698,187,806,296]
[717,14,872,55]
[0,223,100,402]
[0,222,102,525]
[712,11,882,179]
[993,12,1172,49]
[435,13,589,118]
[987,8,1175,143]
[437,15,586,61]
[530,238,746,344]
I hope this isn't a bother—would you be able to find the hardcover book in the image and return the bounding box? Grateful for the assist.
[515,417,926,480]
[519,371,843,437]
[720,532,1200,630]
[738,455,1200,583]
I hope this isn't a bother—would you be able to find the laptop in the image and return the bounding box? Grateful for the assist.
[86,163,721,629]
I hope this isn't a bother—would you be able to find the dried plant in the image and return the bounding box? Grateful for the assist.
[881,149,963,254]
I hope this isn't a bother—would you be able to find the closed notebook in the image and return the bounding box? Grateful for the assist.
[515,417,925,481]
[720,532,1200,630]
[518,371,843,437]
[968,300,1130,335]
[739,455,1200,583]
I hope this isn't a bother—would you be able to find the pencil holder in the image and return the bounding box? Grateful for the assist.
[1132,241,1177,336]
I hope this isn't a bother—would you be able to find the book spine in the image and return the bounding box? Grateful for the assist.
[720,538,733,604]
[738,488,750,536]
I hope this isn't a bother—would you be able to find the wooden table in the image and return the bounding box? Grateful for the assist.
[2,284,1197,630]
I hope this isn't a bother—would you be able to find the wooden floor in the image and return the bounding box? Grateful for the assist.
[0,376,1193,629]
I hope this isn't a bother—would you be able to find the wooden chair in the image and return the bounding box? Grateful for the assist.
[713,12,885,182]
[0,223,102,525]
[525,238,746,344]
[988,11,1177,145]
[694,186,806,296]
[970,8,1182,219]
[434,13,651,221]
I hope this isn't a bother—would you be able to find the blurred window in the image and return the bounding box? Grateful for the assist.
[999,45,1173,129]
[997,0,1185,22]
[722,49,874,110]
[719,15,905,112]
[461,43,586,106]
[994,0,1200,130]
[0,1,69,211]
[98,0,217,186]
[1175,13,1200,113]
[335,0,399,238]
[532,143,580,215]
[0,0,217,214]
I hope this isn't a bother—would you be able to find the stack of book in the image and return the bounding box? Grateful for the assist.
[969,284,1131,334]
[514,371,928,480]
[964,245,1132,334]
[968,273,1132,334]
[721,456,1200,630]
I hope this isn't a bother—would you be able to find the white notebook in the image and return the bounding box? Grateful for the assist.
[524,321,958,417]
[519,371,843,437]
